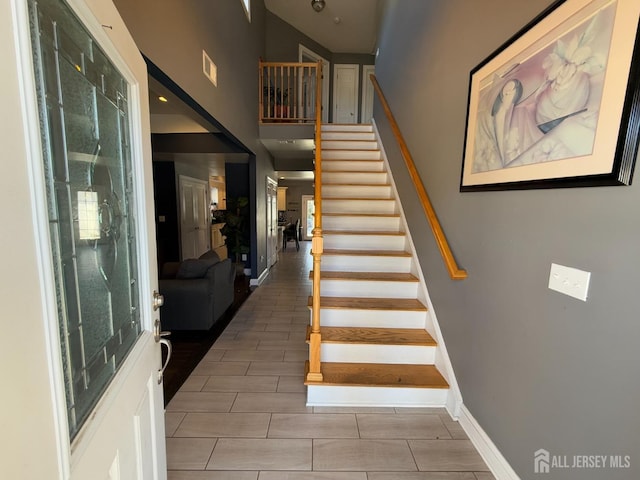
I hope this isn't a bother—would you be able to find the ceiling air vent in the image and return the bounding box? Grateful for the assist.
[202,50,217,87]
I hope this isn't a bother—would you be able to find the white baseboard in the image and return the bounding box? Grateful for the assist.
[458,404,520,480]
[249,267,269,287]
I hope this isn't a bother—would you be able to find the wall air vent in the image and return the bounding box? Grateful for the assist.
[202,50,217,87]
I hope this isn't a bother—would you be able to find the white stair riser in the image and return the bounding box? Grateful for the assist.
[323,199,397,214]
[322,172,388,184]
[323,140,379,150]
[322,185,392,199]
[322,160,385,172]
[321,344,436,364]
[322,131,376,141]
[322,150,381,160]
[320,279,419,299]
[319,308,427,329]
[322,124,373,133]
[322,198,398,214]
[306,385,449,407]
[324,234,406,251]
[321,255,411,273]
[323,215,401,232]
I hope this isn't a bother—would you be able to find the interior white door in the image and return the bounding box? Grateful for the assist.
[179,175,210,259]
[333,64,359,124]
[361,65,375,124]
[13,0,168,477]
[266,178,278,267]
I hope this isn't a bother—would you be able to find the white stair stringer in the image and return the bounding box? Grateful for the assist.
[307,123,460,410]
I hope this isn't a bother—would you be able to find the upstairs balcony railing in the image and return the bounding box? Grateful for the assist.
[259,61,320,123]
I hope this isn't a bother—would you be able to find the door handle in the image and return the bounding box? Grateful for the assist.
[153,290,164,311]
[157,338,172,384]
[153,318,171,342]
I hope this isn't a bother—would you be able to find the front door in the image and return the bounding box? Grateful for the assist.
[13,0,167,477]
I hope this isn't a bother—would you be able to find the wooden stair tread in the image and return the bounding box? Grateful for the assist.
[311,271,419,282]
[323,160,383,164]
[323,213,400,218]
[323,182,391,187]
[322,249,411,257]
[307,296,427,311]
[323,230,404,236]
[307,326,436,346]
[305,362,449,388]
[322,170,386,174]
[323,197,395,201]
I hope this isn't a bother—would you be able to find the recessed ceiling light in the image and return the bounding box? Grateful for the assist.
[158,96,168,103]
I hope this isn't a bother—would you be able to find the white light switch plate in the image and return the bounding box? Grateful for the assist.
[548,263,591,301]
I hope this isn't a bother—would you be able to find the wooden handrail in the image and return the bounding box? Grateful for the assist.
[307,60,324,382]
[370,74,467,280]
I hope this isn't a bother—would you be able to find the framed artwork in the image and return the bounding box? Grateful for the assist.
[460,0,640,191]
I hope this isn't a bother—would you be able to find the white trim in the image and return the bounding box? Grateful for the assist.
[298,44,329,123]
[372,118,464,418]
[250,267,270,286]
[361,65,375,123]
[458,404,521,480]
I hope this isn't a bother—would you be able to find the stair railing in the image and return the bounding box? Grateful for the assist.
[259,61,320,123]
[307,61,324,382]
[370,74,467,280]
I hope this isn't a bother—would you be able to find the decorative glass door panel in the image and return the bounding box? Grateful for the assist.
[29,0,141,440]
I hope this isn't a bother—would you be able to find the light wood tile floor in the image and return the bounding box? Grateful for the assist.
[165,241,494,479]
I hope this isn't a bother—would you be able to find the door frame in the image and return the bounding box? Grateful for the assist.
[11,0,166,476]
[298,44,330,123]
[332,63,360,124]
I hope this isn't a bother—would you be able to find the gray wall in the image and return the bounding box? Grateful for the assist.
[114,0,276,279]
[375,1,640,479]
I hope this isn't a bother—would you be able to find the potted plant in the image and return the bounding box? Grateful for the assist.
[220,196,250,275]
[263,86,290,119]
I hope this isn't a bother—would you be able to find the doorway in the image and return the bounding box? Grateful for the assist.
[266,177,278,267]
[299,45,330,123]
[179,175,211,259]
[302,195,315,240]
[361,65,375,124]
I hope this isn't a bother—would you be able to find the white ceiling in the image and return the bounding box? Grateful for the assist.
[264,0,381,54]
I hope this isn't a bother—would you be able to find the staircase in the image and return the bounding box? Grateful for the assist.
[305,123,452,407]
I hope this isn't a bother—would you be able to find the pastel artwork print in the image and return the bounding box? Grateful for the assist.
[472,3,616,173]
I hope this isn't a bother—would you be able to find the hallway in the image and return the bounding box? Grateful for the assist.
[165,241,493,479]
